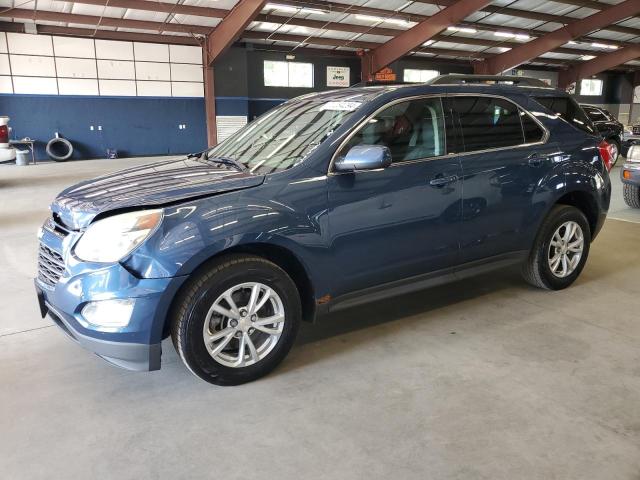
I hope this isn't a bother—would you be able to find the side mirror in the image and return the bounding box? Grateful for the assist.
[334,145,392,172]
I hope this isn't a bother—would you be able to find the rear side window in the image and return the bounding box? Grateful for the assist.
[583,106,608,122]
[534,96,597,136]
[449,96,524,152]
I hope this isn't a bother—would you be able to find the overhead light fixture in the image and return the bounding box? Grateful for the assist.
[581,55,596,60]
[285,54,295,60]
[265,3,328,15]
[423,40,435,46]
[591,42,618,50]
[494,31,530,41]
[447,26,477,34]
[568,41,578,45]
[354,14,409,26]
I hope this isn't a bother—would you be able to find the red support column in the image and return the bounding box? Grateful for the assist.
[203,48,217,147]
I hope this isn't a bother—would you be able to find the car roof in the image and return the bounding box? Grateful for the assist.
[294,81,564,105]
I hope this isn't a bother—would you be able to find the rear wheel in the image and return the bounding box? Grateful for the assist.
[171,255,301,385]
[608,138,620,165]
[623,184,640,208]
[522,205,591,290]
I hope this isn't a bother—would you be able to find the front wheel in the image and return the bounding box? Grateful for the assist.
[522,205,591,290]
[171,255,301,385]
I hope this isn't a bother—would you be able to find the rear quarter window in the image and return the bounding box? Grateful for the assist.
[534,96,597,136]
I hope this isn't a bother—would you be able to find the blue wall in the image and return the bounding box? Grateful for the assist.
[0,94,207,161]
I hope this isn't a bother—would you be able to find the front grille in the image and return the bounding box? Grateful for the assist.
[37,243,65,288]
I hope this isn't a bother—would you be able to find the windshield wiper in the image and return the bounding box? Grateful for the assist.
[205,153,248,173]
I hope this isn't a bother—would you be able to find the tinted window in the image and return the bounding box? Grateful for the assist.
[534,96,597,135]
[583,106,608,122]
[340,97,446,163]
[450,97,524,152]
[521,111,545,143]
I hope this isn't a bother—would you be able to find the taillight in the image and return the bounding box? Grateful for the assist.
[0,125,8,144]
[598,139,614,172]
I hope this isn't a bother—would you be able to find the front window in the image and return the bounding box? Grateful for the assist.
[338,97,446,163]
[206,96,365,174]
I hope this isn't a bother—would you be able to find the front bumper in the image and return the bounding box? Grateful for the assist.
[37,282,161,371]
[36,225,186,372]
[621,163,640,186]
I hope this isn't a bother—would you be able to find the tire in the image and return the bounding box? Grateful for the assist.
[623,184,640,209]
[46,137,73,161]
[522,205,591,290]
[171,255,301,386]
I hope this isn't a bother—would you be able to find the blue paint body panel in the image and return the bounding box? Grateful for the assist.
[35,83,611,371]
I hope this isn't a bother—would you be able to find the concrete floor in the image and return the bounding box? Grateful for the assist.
[1,157,640,479]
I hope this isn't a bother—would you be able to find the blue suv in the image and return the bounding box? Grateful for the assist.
[35,75,611,385]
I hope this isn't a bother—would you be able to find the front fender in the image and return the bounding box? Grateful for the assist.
[121,177,331,291]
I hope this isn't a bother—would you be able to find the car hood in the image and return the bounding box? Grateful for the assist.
[51,157,264,230]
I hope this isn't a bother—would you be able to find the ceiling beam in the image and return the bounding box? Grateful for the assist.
[205,0,266,65]
[0,22,202,45]
[407,0,640,36]
[558,45,640,88]
[1,8,211,35]
[54,0,228,19]
[361,0,492,80]
[474,0,640,75]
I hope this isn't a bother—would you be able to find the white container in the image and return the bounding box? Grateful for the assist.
[15,149,29,166]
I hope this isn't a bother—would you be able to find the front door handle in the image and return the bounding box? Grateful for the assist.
[429,174,458,187]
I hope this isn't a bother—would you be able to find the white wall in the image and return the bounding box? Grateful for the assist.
[0,32,204,97]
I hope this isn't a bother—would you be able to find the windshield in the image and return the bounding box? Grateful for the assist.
[205,92,381,175]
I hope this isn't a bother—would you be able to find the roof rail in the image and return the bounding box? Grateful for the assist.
[429,74,551,88]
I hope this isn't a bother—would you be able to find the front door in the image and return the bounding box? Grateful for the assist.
[327,96,462,297]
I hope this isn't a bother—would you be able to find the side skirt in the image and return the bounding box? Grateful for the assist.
[325,251,528,314]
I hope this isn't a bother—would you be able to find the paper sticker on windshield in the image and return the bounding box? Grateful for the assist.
[319,101,362,112]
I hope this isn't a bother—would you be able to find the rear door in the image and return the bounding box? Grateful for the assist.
[446,95,557,263]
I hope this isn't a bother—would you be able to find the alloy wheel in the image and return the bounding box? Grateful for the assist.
[547,221,584,278]
[202,282,285,368]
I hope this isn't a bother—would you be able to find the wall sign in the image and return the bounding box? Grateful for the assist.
[327,66,350,87]
[374,67,396,82]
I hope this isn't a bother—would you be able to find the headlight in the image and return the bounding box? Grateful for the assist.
[74,209,163,262]
[627,145,640,164]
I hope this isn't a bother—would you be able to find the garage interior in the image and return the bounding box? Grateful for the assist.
[2,0,640,477]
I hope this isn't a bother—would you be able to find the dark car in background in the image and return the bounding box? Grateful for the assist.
[35,75,612,386]
[580,104,624,162]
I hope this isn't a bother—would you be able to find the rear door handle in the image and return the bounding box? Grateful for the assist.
[527,153,544,167]
[429,174,458,187]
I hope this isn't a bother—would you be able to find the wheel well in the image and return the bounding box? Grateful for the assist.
[556,191,598,237]
[186,244,316,324]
